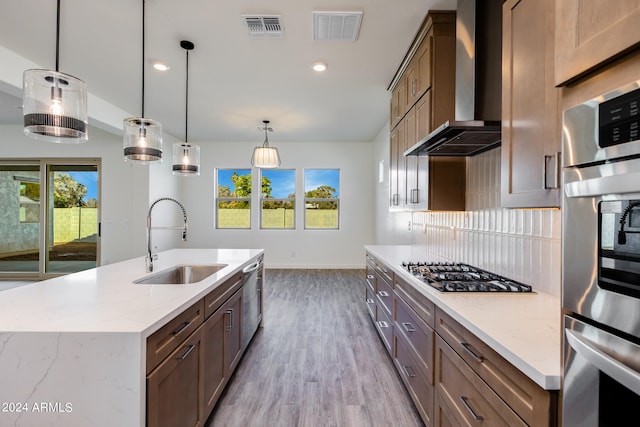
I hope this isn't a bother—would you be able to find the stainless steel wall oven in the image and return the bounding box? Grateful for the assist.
[562,81,640,426]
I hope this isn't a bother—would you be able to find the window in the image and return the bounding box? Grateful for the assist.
[304,169,339,229]
[216,169,251,229]
[0,160,99,277]
[260,169,295,229]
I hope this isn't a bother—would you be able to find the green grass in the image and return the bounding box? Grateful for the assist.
[217,208,338,229]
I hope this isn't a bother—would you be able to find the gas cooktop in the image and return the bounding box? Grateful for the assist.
[402,261,533,293]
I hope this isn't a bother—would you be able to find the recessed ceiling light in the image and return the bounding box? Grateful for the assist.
[312,62,327,72]
[152,62,170,71]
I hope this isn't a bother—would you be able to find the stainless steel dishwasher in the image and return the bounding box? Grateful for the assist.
[242,258,263,350]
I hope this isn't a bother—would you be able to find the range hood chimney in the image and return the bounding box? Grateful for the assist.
[405,0,502,157]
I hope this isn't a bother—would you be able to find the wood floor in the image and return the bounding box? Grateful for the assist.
[206,269,424,427]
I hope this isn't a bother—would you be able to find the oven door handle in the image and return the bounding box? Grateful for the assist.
[566,329,640,396]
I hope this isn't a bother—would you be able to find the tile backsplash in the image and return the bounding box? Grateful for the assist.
[410,148,561,296]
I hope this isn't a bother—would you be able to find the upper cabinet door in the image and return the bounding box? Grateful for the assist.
[555,0,640,86]
[501,0,561,208]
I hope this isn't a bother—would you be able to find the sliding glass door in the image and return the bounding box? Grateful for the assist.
[0,160,100,279]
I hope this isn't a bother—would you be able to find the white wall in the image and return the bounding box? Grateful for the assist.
[0,124,182,266]
[181,139,374,268]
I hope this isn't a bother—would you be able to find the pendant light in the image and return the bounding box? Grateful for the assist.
[172,40,200,176]
[251,120,281,168]
[23,0,88,143]
[123,0,163,163]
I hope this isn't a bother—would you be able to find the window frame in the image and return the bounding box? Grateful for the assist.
[215,168,252,229]
[259,168,296,230]
[303,168,340,230]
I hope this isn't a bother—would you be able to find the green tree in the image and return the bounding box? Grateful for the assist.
[305,185,336,199]
[20,182,40,201]
[231,172,251,197]
[53,173,87,207]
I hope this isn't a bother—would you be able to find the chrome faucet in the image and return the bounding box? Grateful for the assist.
[146,197,188,272]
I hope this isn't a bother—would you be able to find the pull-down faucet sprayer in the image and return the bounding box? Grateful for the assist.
[146,197,188,272]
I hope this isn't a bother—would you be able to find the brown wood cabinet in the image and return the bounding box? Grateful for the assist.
[363,252,558,427]
[555,0,640,86]
[388,11,459,212]
[434,333,527,427]
[394,275,436,425]
[147,267,255,427]
[203,287,243,417]
[147,325,205,427]
[435,309,557,427]
[501,0,561,208]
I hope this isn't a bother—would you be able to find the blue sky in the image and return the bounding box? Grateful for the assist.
[68,172,98,200]
[217,169,339,198]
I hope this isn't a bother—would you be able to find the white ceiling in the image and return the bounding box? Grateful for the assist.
[0,0,456,143]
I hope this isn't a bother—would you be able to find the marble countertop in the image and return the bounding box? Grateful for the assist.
[365,245,561,390]
[0,248,263,337]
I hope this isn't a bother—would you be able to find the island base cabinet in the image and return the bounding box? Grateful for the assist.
[147,326,205,427]
[434,334,527,427]
[203,287,243,418]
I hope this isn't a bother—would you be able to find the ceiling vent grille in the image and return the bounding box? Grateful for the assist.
[313,11,363,41]
[242,15,284,38]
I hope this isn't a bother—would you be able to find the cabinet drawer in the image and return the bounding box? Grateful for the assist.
[376,272,394,318]
[435,309,554,427]
[395,330,434,425]
[375,302,393,354]
[375,261,393,287]
[365,266,375,294]
[204,271,242,319]
[395,275,435,328]
[365,285,376,321]
[434,334,526,427]
[147,299,205,374]
[395,289,434,383]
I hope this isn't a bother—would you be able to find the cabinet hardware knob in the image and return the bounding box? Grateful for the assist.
[402,322,416,333]
[402,364,417,378]
[367,274,375,280]
[411,188,419,204]
[377,320,390,329]
[460,396,484,421]
[225,309,234,331]
[378,290,389,297]
[461,342,485,362]
[172,321,192,336]
[543,152,561,189]
[366,298,374,304]
[175,344,196,360]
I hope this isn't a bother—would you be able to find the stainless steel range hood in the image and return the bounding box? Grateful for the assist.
[405,0,502,157]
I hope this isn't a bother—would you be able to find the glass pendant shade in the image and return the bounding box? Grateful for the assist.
[172,142,200,176]
[23,69,88,143]
[251,146,281,168]
[123,117,163,163]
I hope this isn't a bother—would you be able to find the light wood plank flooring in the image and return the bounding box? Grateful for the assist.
[206,269,424,427]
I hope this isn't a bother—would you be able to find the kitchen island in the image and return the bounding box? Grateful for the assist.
[0,248,263,427]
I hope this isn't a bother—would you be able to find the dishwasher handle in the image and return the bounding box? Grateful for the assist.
[242,260,262,274]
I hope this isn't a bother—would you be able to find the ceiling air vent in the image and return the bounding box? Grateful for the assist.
[312,11,363,41]
[241,15,284,38]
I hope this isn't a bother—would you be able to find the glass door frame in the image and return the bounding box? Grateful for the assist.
[0,158,101,281]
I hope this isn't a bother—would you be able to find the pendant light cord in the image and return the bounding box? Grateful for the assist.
[185,48,189,143]
[141,0,146,118]
[55,0,61,72]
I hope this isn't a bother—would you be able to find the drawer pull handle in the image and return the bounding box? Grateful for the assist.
[176,344,195,360]
[172,321,192,336]
[461,342,485,362]
[377,320,390,329]
[460,396,484,421]
[366,298,374,304]
[226,309,234,331]
[402,322,416,333]
[378,291,389,297]
[367,274,375,280]
[402,364,416,378]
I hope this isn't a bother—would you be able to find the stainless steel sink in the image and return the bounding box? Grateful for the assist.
[133,264,228,285]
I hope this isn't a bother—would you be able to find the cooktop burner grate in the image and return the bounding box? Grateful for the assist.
[401,261,533,293]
